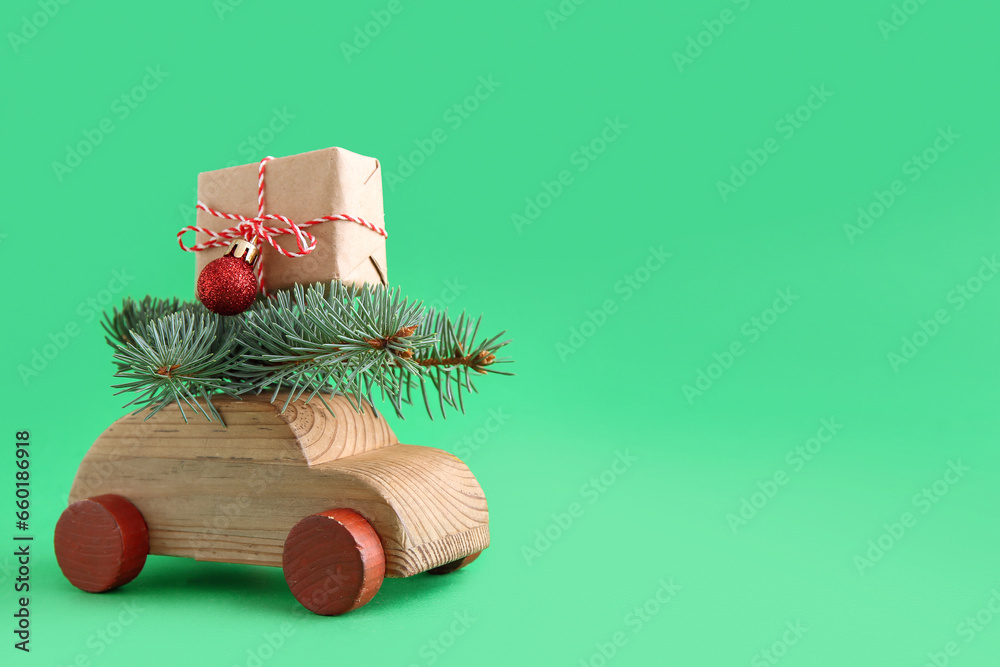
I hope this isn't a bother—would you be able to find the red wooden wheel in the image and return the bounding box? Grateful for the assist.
[54,494,149,593]
[282,509,385,616]
[427,550,482,575]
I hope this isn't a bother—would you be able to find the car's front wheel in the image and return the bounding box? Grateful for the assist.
[282,509,385,615]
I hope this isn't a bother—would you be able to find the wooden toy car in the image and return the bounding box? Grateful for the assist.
[54,394,489,615]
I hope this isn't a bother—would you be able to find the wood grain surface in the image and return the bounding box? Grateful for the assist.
[68,393,489,577]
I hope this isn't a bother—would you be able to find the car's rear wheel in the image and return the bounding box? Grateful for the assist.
[54,494,149,593]
[282,509,385,615]
[428,550,482,575]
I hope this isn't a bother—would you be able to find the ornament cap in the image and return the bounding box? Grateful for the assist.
[226,239,260,266]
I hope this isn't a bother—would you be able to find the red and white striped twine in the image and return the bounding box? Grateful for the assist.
[177,156,387,293]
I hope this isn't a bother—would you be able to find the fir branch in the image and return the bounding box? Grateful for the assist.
[233,283,436,413]
[111,311,244,422]
[397,307,513,420]
[102,296,194,348]
[103,282,513,423]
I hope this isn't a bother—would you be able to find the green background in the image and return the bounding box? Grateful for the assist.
[3,0,999,665]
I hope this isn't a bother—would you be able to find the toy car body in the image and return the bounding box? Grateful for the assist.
[55,394,489,615]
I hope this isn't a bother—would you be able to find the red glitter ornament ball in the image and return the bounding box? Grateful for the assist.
[197,255,258,316]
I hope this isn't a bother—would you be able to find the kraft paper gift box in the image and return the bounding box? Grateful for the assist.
[193,146,387,292]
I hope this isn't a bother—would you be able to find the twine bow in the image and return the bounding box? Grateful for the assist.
[177,156,387,293]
